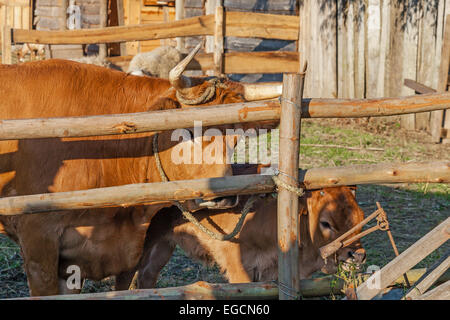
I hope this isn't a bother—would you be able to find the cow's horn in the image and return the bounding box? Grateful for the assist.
[169,42,203,91]
[241,82,283,101]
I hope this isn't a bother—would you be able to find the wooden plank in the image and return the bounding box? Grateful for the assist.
[12,14,215,44]
[213,5,224,75]
[224,11,299,40]
[355,217,450,300]
[0,0,28,6]
[404,252,450,299]
[0,161,448,216]
[116,0,126,55]
[175,0,185,51]
[416,0,438,131]
[400,0,420,131]
[431,14,450,142]
[125,0,140,55]
[366,0,381,98]
[99,0,107,58]
[404,79,436,94]
[223,51,299,74]
[1,23,11,64]
[414,280,450,300]
[277,72,304,300]
[1,92,450,140]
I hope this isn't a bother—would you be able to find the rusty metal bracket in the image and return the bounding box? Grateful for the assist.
[319,201,411,287]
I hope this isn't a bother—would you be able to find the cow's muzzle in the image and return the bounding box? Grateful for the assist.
[339,247,367,271]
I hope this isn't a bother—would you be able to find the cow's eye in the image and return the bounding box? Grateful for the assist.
[320,221,332,230]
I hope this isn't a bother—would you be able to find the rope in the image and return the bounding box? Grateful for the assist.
[273,280,302,300]
[272,174,304,197]
[152,133,258,241]
[175,78,227,105]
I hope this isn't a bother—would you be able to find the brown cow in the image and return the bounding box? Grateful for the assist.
[134,168,366,287]
[0,45,281,296]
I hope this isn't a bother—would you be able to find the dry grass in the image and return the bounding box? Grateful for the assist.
[0,116,448,298]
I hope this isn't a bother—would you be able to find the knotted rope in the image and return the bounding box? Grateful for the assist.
[152,133,258,241]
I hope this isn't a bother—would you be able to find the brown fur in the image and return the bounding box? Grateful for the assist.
[135,186,366,287]
[0,59,250,296]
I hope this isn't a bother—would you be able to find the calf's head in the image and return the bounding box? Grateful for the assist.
[303,186,366,276]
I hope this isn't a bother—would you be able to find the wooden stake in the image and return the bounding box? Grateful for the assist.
[277,68,306,300]
[98,0,108,59]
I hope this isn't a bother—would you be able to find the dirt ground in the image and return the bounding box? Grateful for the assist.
[0,116,449,298]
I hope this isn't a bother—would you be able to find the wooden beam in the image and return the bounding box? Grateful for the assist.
[277,72,304,300]
[404,79,437,94]
[0,92,449,140]
[12,14,215,44]
[223,51,299,74]
[431,14,450,143]
[0,161,447,216]
[99,0,108,59]
[224,11,299,40]
[404,251,450,299]
[414,280,450,300]
[13,268,450,300]
[355,217,450,300]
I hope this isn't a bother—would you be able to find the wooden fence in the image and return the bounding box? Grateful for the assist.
[0,75,448,299]
[3,9,300,75]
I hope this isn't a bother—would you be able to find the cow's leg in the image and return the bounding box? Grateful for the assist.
[19,235,60,296]
[115,270,137,291]
[137,239,176,288]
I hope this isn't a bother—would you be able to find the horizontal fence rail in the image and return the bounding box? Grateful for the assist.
[0,92,449,140]
[0,161,447,216]
[13,268,450,300]
[11,11,299,45]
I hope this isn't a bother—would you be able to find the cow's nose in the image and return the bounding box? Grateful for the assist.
[350,248,366,264]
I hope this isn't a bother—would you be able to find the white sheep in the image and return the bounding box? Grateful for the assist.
[127,45,182,79]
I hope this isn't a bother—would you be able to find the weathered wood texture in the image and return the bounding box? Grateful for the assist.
[12,268,450,300]
[355,217,450,300]
[13,14,215,44]
[277,73,303,300]
[0,161,447,216]
[1,93,450,140]
[296,1,450,137]
[404,251,450,299]
[0,0,30,57]
[414,280,450,300]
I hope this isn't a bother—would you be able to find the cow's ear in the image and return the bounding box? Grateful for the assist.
[349,185,357,197]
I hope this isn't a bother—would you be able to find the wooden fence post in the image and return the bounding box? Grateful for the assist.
[431,15,450,143]
[277,69,306,300]
[213,5,224,76]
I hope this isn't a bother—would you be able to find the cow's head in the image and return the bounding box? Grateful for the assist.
[168,43,282,106]
[301,186,366,277]
[153,44,281,210]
